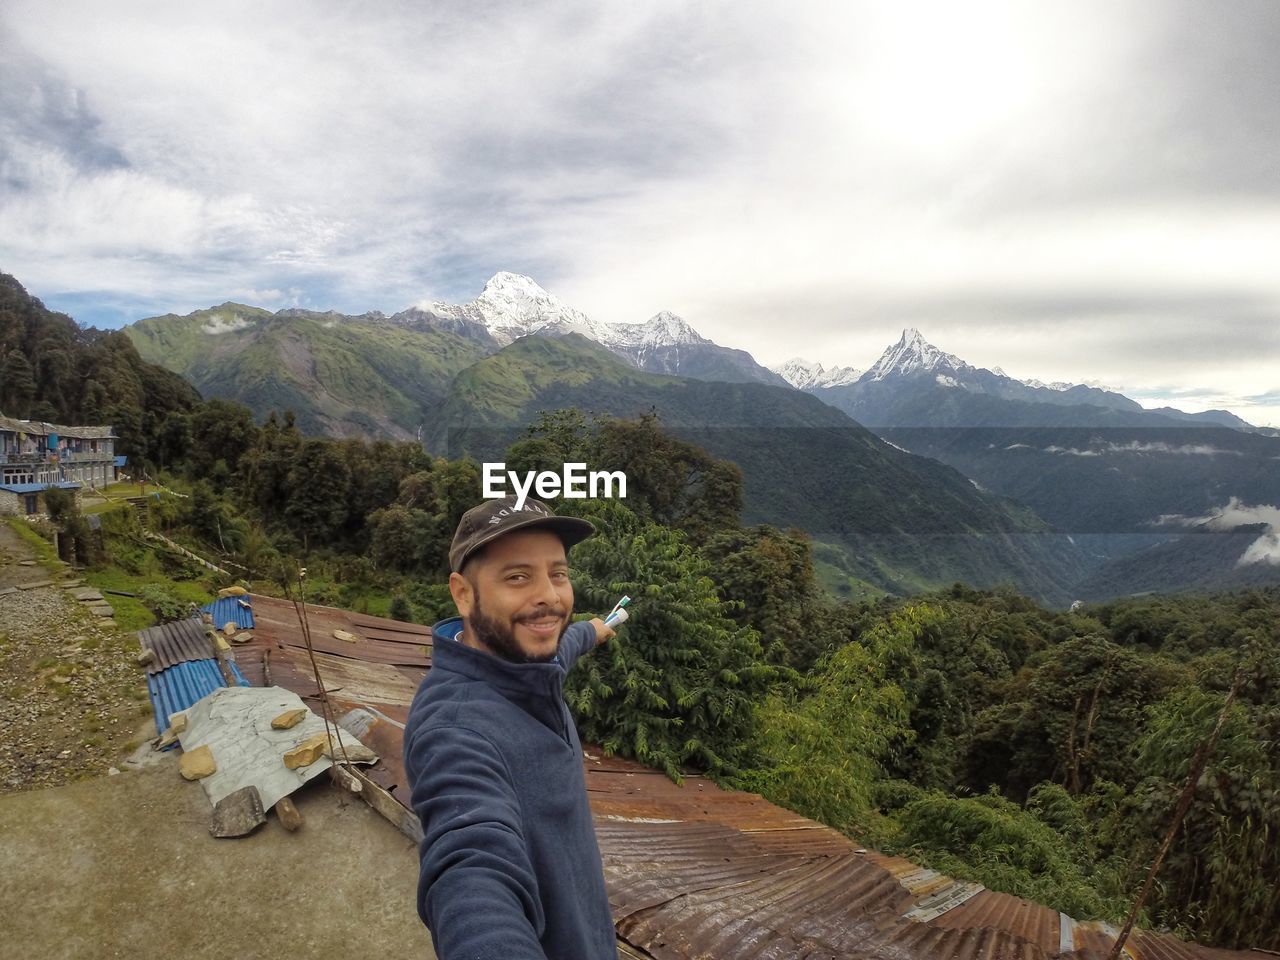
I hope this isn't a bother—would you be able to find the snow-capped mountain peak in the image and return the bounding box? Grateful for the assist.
[635,311,707,347]
[866,328,970,381]
[415,272,612,344]
[772,357,863,390]
[403,272,786,384]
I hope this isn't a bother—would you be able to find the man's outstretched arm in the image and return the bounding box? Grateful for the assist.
[558,617,615,672]
[407,722,547,959]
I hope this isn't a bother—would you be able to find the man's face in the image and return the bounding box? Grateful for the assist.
[449,529,574,664]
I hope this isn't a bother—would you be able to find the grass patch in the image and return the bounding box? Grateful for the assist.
[5,517,59,564]
[83,567,216,632]
[84,482,181,515]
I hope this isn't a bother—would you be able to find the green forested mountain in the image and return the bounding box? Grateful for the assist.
[431,334,1091,603]
[0,273,200,463]
[126,303,491,438]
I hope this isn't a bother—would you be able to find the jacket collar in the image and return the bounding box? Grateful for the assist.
[431,617,568,730]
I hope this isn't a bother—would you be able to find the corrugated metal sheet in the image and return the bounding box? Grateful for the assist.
[137,617,216,673]
[201,595,255,630]
[146,658,250,746]
[928,888,1062,955]
[245,594,432,667]
[224,593,1260,960]
[0,481,82,493]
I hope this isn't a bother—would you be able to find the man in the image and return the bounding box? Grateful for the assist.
[403,496,617,959]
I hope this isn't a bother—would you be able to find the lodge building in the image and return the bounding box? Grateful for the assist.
[0,414,124,516]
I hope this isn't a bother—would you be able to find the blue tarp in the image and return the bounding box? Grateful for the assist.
[114,455,128,467]
[201,595,255,630]
[146,658,250,749]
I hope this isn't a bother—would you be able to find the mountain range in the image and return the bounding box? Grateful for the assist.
[119,272,1280,600]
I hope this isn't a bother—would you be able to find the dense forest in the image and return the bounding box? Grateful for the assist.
[6,274,1277,948]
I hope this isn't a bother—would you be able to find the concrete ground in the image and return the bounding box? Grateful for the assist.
[0,750,436,960]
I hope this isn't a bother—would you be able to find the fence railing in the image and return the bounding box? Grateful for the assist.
[0,451,114,465]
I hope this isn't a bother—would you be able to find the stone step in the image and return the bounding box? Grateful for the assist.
[70,588,105,601]
[89,604,115,617]
[18,580,54,590]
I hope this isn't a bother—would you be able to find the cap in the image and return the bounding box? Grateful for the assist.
[449,497,596,572]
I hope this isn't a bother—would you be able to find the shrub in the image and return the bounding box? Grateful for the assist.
[138,584,190,624]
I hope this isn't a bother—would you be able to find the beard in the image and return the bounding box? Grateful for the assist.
[468,584,569,665]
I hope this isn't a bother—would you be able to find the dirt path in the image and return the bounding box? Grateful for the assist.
[0,521,154,793]
[0,751,435,960]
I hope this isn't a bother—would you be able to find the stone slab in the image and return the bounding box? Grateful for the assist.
[210,785,266,838]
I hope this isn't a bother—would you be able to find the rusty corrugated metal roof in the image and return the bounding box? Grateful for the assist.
[232,595,1260,960]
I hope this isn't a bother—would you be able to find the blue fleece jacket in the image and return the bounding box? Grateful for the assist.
[403,617,616,960]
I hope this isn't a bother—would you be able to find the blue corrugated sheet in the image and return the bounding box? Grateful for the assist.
[146,658,250,749]
[200,595,255,630]
[0,481,82,493]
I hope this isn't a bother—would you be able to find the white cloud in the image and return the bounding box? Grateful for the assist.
[1158,498,1280,566]
[0,0,1277,426]
[201,312,254,335]
[1045,442,1242,457]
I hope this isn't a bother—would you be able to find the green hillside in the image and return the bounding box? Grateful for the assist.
[0,273,200,464]
[434,335,1090,604]
[126,305,489,438]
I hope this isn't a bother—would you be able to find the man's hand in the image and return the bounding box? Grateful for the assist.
[588,617,616,646]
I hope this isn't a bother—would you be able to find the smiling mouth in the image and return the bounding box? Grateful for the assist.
[517,614,565,638]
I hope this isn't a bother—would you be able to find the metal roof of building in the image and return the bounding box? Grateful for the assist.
[145,657,249,744]
[200,595,255,630]
[0,481,83,493]
[227,593,1258,960]
[138,617,216,673]
[0,415,116,439]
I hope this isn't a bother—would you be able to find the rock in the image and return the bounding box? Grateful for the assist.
[167,712,189,733]
[218,585,249,598]
[107,766,121,776]
[70,587,104,601]
[89,604,114,617]
[323,738,377,763]
[0,586,17,597]
[283,734,328,769]
[18,560,36,566]
[273,796,304,832]
[230,630,253,645]
[222,621,237,637]
[136,648,156,666]
[179,744,216,780]
[211,785,266,838]
[19,580,54,590]
[333,629,360,643]
[271,708,307,730]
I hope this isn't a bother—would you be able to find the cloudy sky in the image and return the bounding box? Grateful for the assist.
[2,0,1278,424]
